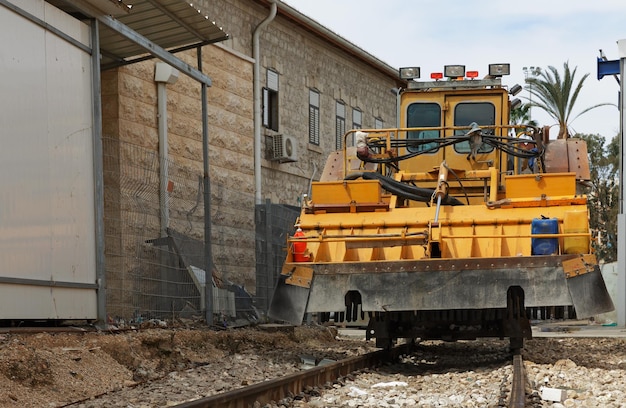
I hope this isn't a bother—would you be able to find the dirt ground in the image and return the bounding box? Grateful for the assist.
[4,321,622,408]
[0,322,353,408]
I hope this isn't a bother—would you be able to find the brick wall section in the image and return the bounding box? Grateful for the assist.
[102,45,256,314]
[199,0,398,206]
[101,0,399,310]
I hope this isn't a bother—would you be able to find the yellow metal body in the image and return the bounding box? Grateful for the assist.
[293,174,588,262]
[270,75,613,335]
[287,83,591,263]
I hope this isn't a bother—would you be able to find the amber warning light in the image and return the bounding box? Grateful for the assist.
[466,71,479,79]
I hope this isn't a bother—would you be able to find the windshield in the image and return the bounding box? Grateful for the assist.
[453,102,495,154]
[406,102,440,154]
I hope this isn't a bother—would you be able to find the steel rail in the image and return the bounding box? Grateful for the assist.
[509,354,527,408]
[173,345,409,408]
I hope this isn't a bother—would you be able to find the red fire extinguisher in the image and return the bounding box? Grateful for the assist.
[292,226,309,262]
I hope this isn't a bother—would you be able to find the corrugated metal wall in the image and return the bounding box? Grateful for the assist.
[0,0,98,319]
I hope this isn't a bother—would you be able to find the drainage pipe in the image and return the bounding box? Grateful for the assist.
[252,0,277,205]
[157,80,169,236]
[155,62,179,235]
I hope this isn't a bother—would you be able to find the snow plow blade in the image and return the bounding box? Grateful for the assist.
[268,272,310,325]
[564,256,614,318]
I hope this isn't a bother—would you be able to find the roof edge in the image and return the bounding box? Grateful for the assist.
[255,0,406,86]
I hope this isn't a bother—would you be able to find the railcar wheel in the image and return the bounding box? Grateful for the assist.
[509,336,523,354]
[376,337,393,350]
[506,286,531,353]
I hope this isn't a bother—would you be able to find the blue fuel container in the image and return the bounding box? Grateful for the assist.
[531,218,558,255]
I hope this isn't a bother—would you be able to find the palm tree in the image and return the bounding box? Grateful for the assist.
[510,103,537,127]
[525,62,611,139]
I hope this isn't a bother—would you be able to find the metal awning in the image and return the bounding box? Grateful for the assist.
[48,0,229,69]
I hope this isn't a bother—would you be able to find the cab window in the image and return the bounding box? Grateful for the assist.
[453,102,495,154]
[406,103,440,154]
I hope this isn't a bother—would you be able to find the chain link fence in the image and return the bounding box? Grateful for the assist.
[103,138,261,325]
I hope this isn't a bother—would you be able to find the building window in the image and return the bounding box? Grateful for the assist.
[375,117,384,129]
[263,69,279,131]
[348,108,362,146]
[309,89,320,145]
[335,101,346,150]
[352,108,362,129]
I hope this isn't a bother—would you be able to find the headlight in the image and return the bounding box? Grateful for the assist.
[489,63,510,77]
[509,84,523,95]
[444,65,465,78]
[399,67,420,80]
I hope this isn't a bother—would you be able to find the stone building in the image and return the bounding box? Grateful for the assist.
[101,0,404,320]
[1,0,401,322]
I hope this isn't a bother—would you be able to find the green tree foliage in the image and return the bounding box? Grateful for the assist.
[510,103,537,127]
[526,62,612,139]
[577,133,618,262]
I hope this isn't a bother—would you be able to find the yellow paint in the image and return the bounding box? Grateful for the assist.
[562,254,597,278]
[284,78,593,266]
[310,179,386,206]
[563,210,590,254]
[283,264,314,288]
[505,173,577,198]
[288,197,590,262]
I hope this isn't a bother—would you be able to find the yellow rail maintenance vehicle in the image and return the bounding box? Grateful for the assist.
[269,63,614,349]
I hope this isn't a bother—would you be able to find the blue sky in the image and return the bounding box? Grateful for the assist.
[282,0,626,140]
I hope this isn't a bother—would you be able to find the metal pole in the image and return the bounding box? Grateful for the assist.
[617,39,626,326]
[198,47,213,326]
[523,66,540,121]
[528,69,533,121]
[90,19,107,327]
[157,81,169,236]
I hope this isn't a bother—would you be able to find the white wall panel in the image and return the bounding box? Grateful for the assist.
[0,0,97,318]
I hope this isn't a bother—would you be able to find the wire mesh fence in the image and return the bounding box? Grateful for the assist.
[255,201,301,313]
[102,138,262,325]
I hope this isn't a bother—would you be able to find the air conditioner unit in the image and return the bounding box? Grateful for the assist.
[272,134,298,163]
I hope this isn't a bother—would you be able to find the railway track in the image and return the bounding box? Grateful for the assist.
[509,354,527,408]
[173,342,529,408]
[174,344,410,408]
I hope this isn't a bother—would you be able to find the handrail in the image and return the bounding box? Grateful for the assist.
[341,125,539,179]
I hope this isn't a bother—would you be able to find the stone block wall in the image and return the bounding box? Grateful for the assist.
[102,45,256,318]
[101,0,401,317]
[198,0,399,207]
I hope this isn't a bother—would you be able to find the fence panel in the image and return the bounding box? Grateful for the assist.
[255,200,300,313]
[103,139,256,324]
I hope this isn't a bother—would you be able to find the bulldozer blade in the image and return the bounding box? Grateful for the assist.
[567,266,614,318]
[268,274,310,325]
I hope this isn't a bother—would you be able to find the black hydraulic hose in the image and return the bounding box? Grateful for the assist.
[345,172,463,206]
[346,172,432,197]
[361,133,543,164]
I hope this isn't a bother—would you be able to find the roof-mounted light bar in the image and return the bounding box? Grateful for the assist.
[489,63,510,77]
[399,67,420,80]
[466,71,479,79]
[444,65,465,78]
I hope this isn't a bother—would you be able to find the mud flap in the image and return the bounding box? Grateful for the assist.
[268,274,311,325]
[564,256,614,318]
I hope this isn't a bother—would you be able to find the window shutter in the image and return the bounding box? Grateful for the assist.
[267,70,278,91]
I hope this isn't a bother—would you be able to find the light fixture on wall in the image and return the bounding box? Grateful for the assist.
[155,62,180,84]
